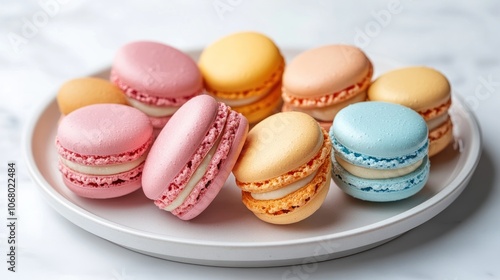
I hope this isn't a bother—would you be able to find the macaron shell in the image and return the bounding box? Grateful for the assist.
[331,101,428,159]
[283,45,372,97]
[57,104,153,157]
[57,77,128,115]
[368,66,451,112]
[112,41,202,98]
[176,114,249,220]
[142,95,220,199]
[233,112,323,182]
[59,163,144,199]
[198,32,283,92]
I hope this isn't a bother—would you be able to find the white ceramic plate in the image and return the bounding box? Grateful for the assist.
[24,50,481,267]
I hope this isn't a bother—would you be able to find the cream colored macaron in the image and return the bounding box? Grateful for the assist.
[57,77,128,115]
[233,112,332,224]
[368,66,453,157]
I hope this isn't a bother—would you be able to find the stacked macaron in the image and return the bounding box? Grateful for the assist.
[198,32,285,124]
[142,95,248,220]
[329,102,430,202]
[368,66,454,157]
[282,44,373,129]
[233,112,332,224]
[111,41,203,134]
[56,104,153,199]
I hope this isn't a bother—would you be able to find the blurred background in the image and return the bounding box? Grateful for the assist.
[1,1,499,279]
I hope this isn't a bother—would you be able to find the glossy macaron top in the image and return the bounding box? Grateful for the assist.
[112,41,202,98]
[57,77,128,115]
[233,112,323,183]
[198,32,283,92]
[57,104,153,157]
[331,102,428,159]
[142,95,221,199]
[368,66,451,111]
[283,45,372,97]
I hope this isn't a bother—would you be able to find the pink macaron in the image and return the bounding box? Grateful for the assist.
[142,95,248,220]
[55,104,153,199]
[110,41,203,133]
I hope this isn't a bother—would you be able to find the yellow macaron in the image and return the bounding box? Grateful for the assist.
[57,77,128,115]
[198,31,284,124]
[368,66,453,157]
[233,112,332,224]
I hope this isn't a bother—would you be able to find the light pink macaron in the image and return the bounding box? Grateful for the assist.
[142,95,249,220]
[111,41,203,133]
[56,104,153,199]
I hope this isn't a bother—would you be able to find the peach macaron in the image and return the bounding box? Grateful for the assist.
[282,44,373,129]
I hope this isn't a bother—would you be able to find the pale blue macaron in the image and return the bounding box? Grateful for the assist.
[329,101,430,202]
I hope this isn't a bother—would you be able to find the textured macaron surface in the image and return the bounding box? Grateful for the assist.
[368,66,451,112]
[112,41,202,100]
[56,104,153,163]
[283,44,372,97]
[57,77,127,115]
[330,102,428,167]
[233,111,324,183]
[198,32,283,92]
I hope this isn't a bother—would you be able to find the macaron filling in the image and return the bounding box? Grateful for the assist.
[126,97,179,117]
[56,136,153,166]
[111,70,202,107]
[59,153,148,176]
[284,92,367,121]
[59,162,144,188]
[250,169,318,200]
[282,65,373,108]
[418,98,452,120]
[427,112,450,131]
[162,132,223,211]
[335,155,423,179]
[332,156,430,192]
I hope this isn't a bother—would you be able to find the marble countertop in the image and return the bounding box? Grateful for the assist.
[1,0,499,279]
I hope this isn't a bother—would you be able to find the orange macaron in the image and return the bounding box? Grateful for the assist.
[233,112,332,224]
[198,31,285,124]
[368,66,454,157]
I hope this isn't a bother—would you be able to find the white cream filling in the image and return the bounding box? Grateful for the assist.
[289,92,366,121]
[127,97,179,117]
[60,154,147,175]
[163,135,222,211]
[336,155,423,179]
[216,94,263,107]
[427,113,449,131]
[250,169,318,200]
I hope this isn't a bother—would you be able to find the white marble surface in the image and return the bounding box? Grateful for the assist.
[1,0,500,279]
